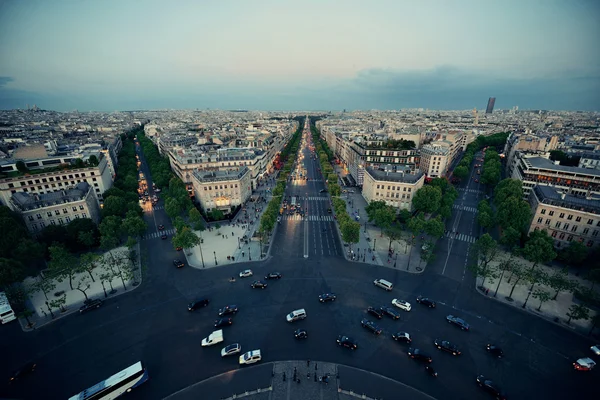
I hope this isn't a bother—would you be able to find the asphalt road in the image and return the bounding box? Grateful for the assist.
[1,126,596,400]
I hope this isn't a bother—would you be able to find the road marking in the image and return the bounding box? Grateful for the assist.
[304,216,309,258]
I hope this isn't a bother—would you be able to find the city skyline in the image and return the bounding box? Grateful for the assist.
[0,0,599,112]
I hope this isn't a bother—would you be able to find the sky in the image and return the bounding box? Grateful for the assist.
[0,0,599,112]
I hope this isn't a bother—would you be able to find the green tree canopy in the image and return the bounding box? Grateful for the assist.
[412,186,442,214]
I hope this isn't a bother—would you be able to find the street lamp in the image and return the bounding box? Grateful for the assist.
[214,251,218,266]
[249,246,252,261]
[364,220,367,233]
[393,253,398,268]
[373,238,376,252]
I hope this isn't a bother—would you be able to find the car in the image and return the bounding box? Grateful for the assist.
[319,293,336,302]
[380,306,401,320]
[264,272,282,280]
[391,299,412,312]
[486,344,504,358]
[446,315,470,330]
[239,269,253,278]
[360,319,382,335]
[79,299,103,314]
[416,296,436,308]
[434,339,461,356]
[175,246,182,251]
[327,208,332,213]
[214,318,233,328]
[251,280,268,289]
[475,179,479,183]
[392,332,412,343]
[9,362,37,383]
[173,259,185,268]
[573,357,596,371]
[161,234,168,240]
[319,189,328,193]
[591,345,600,355]
[239,350,262,365]
[407,347,432,363]
[337,335,358,350]
[221,343,242,357]
[158,225,165,230]
[476,375,507,399]
[294,329,308,339]
[367,306,384,319]
[188,298,210,311]
[218,305,238,316]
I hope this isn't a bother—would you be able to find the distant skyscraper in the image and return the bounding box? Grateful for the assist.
[486,97,496,114]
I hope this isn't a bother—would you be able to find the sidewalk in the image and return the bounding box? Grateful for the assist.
[477,250,599,337]
[19,244,142,332]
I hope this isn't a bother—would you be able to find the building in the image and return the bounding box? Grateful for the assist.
[0,153,113,209]
[528,185,600,249]
[503,132,559,177]
[486,97,496,114]
[578,151,600,171]
[10,182,101,234]
[191,167,252,213]
[418,131,464,178]
[362,166,425,211]
[509,154,600,199]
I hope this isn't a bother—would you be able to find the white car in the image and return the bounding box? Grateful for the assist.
[392,299,412,312]
[591,345,600,355]
[239,269,253,278]
[221,343,242,357]
[239,350,262,365]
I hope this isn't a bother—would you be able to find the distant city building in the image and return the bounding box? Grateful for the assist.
[419,131,464,178]
[486,97,496,114]
[190,166,252,213]
[10,182,100,234]
[362,166,425,211]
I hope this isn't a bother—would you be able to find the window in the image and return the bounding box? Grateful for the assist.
[588,219,593,225]
[541,209,546,215]
[72,206,77,211]
[555,221,561,229]
[81,213,87,218]
[549,211,554,216]
[55,210,60,216]
[79,205,84,210]
[63,208,68,214]
[563,223,569,231]
[559,233,565,239]
[58,218,63,225]
[545,219,551,225]
[28,215,34,221]
[571,225,577,232]
[583,228,589,235]
[47,212,52,217]
[551,231,558,238]
[36,214,42,219]
[537,217,543,223]
[576,216,581,222]
[65,216,71,223]
[50,220,56,225]
[40,221,45,228]
[593,230,599,237]
[559,213,565,219]
[567,235,573,242]
[567,214,573,220]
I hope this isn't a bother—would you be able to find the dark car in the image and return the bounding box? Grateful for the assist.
[380,306,401,320]
[486,344,504,358]
[161,234,167,240]
[264,272,282,280]
[251,280,268,289]
[214,318,233,328]
[188,298,209,311]
[327,208,332,213]
[416,296,436,308]
[407,347,432,363]
[294,329,308,339]
[218,305,238,316]
[476,375,507,400]
[434,339,461,356]
[337,335,358,350]
[446,315,470,331]
[158,225,165,230]
[9,362,37,383]
[360,319,382,335]
[319,189,328,193]
[319,293,336,303]
[367,306,384,319]
[79,299,103,314]
[392,332,412,343]
[173,259,185,268]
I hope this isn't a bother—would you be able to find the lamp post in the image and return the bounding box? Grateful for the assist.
[373,238,376,252]
[364,220,367,233]
[393,253,398,268]
[213,251,218,266]
[249,246,252,261]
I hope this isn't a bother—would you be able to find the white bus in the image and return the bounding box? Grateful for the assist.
[291,196,297,207]
[0,292,16,324]
[69,361,148,400]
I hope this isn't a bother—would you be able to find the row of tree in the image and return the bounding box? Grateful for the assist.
[412,177,458,218]
[480,148,501,187]
[452,132,510,181]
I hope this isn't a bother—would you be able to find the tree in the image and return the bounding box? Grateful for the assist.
[98,216,122,242]
[566,303,590,325]
[39,224,70,248]
[522,230,557,272]
[74,275,92,302]
[102,196,129,218]
[32,274,56,301]
[412,186,442,214]
[532,288,553,311]
[588,269,600,290]
[188,208,204,230]
[500,226,521,248]
[79,252,100,282]
[111,249,134,291]
[372,205,396,235]
[365,201,387,222]
[477,211,494,230]
[341,220,360,248]
[589,314,600,336]
[16,160,29,173]
[507,263,527,300]
[558,241,589,268]
[78,230,97,248]
[473,234,499,286]
[122,211,147,237]
[172,227,201,251]
[384,225,403,251]
[494,179,523,207]
[547,269,576,300]
[48,245,79,290]
[452,166,469,180]
[209,208,224,221]
[496,197,531,233]
[522,269,548,309]
[424,216,444,239]
[494,257,513,297]
[87,155,99,166]
[66,218,98,250]
[0,258,26,290]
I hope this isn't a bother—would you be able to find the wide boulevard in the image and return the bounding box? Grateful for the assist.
[1,120,595,400]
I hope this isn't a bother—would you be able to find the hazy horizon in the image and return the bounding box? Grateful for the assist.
[1,0,599,112]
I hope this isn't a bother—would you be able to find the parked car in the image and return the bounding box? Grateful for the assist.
[360,319,382,335]
[573,357,596,371]
[173,259,185,268]
[319,293,337,303]
[416,296,436,308]
[158,225,165,230]
[239,350,262,365]
[392,299,412,312]
[486,344,504,358]
[9,362,37,383]
[407,348,432,363]
[239,269,253,278]
[319,189,328,193]
[221,343,242,357]
[392,332,412,343]
[337,335,358,350]
[251,280,268,289]
[446,315,470,330]
[380,306,401,320]
[79,299,103,314]
[367,306,384,319]
[294,329,308,339]
[434,339,461,356]
[265,272,282,280]
[188,298,209,311]
[476,375,507,399]
[590,345,600,355]
[161,234,168,240]
[214,318,233,328]
[218,305,238,316]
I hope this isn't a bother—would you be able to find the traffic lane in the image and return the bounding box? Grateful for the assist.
[271,219,304,259]
[427,239,470,281]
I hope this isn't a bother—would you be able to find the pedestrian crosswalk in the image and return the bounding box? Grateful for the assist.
[457,188,480,194]
[453,204,477,213]
[144,228,176,239]
[280,215,335,221]
[445,232,477,244]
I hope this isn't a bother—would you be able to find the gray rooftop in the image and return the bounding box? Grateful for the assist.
[533,185,600,215]
[525,156,600,177]
[365,166,424,184]
[11,182,91,211]
[192,166,249,183]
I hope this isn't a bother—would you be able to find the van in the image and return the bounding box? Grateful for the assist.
[374,279,393,291]
[286,308,307,322]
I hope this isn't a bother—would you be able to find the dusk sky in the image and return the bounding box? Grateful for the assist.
[0,0,599,112]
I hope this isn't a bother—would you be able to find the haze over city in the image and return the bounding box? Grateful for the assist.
[0,0,599,111]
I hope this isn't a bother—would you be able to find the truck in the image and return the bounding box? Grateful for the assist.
[201,329,223,347]
[0,292,17,324]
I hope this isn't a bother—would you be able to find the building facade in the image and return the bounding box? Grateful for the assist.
[362,167,425,211]
[191,167,252,213]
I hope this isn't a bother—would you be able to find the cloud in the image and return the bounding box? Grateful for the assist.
[0,77,14,87]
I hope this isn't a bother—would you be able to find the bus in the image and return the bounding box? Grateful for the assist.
[68,361,148,400]
[291,196,297,207]
[0,292,16,324]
